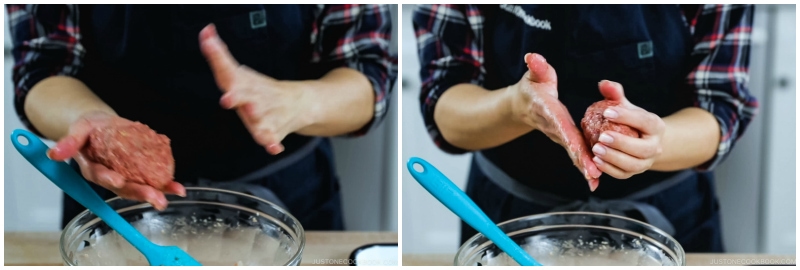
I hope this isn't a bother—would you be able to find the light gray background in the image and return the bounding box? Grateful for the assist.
[3,4,399,233]
[401,4,795,255]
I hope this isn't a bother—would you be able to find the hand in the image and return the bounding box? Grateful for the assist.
[509,53,602,190]
[590,80,666,179]
[46,111,185,210]
[199,24,313,155]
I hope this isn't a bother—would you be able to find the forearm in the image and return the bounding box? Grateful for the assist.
[651,107,720,171]
[294,67,375,136]
[434,84,533,151]
[24,76,116,140]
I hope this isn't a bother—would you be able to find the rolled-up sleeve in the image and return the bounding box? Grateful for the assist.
[312,4,398,137]
[413,4,485,154]
[685,4,759,171]
[7,4,85,136]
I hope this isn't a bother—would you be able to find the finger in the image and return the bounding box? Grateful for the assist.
[266,143,285,155]
[562,119,603,182]
[75,153,168,208]
[524,53,558,84]
[564,129,601,178]
[199,24,240,90]
[241,103,259,120]
[604,105,665,136]
[545,100,602,181]
[235,103,265,129]
[579,152,602,191]
[235,108,264,142]
[47,121,94,161]
[73,153,98,182]
[592,143,650,174]
[73,154,126,189]
[598,80,629,104]
[48,136,83,161]
[91,164,127,190]
[252,125,286,155]
[220,91,248,110]
[229,109,272,151]
[161,181,187,197]
[593,156,632,180]
[588,178,600,192]
[597,131,661,159]
[114,182,170,211]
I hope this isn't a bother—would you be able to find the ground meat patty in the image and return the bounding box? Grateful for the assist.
[83,120,175,190]
[581,100,640,148]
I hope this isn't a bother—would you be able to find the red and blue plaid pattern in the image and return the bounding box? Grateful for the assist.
[413,4,757,171]
[8,4,397,137]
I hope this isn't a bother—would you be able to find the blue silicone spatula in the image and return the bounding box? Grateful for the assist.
[11,129,202,266]
[407,157,542,266]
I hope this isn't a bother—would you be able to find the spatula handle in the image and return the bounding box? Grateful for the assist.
[407,157,541,266]
[11,129,154,251]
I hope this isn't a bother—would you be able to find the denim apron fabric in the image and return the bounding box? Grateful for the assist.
[461,4,723,252]
[61,4,344,231]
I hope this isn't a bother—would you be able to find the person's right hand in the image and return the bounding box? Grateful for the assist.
[508,53,602,191]
[45,111,185,210]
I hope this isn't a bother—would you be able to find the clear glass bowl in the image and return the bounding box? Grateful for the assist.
[455,212,685,266]
[60,187,304,266]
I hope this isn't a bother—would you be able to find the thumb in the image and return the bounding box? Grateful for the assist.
[525,53,557,84]
[199,24,240,90]
[47,121,93,161]
[598,80,629,104]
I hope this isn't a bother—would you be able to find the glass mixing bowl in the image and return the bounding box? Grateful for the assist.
[60,187,304,266]
[455,212,685,266]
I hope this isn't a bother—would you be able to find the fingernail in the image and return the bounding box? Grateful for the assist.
[533,53,545,63]
[156,198,168,211]
[146,199,157,208]
[530,58,539,70]
[598,133,614,144]
[593,156,604,166]
[588,179,599,192]
[592,144,606,156]
[111,178,125,189]
[266,144,284,154]
[220,95,231,109]
[603,108,618,119]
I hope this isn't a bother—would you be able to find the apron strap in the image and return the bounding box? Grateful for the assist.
[550,197,676,236]
[474,151,689,236]
[474,151,574,206]
[188,137,324,211]
[195,178,289,211]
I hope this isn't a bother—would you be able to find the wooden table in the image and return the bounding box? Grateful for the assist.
[403,254,796,266]
[4,231,397,266]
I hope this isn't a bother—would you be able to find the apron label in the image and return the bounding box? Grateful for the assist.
[499,4,552,31]
[638,41,654,59]
[250,10,267,29]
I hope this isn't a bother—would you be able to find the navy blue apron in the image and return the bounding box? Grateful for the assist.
[460,4,723,252]
[60,4,344,231]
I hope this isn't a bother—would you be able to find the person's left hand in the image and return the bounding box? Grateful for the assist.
[199,24,313,155]
[591,80,666,179]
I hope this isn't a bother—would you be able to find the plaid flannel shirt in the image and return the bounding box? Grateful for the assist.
[413,4,758,171]
[8,4,397,137]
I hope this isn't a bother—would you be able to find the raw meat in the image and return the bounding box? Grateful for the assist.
[83,120,175,190]
[581,100,640,148]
